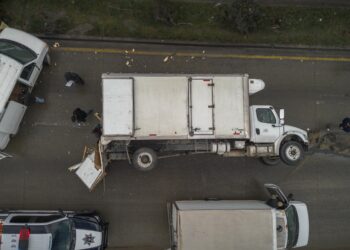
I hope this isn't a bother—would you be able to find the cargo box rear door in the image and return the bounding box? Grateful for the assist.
[189,78,214,135]
[102,78,134,136]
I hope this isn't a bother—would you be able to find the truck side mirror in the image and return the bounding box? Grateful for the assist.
[279,109,285,125]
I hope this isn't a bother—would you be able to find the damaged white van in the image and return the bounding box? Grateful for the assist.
[0,27,49,151]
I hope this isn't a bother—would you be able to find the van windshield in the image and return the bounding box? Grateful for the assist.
[286,205,299,248]
[0,39,36,64]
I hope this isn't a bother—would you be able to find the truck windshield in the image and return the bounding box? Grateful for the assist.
[0,39,36,64]
[49,219,73,250]
[286,205,299,248]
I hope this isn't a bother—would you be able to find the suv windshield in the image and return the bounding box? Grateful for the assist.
[49,219,73,250]
[0,39,36,64]
[286,205,299,248]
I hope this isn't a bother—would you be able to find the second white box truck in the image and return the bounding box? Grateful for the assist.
[168,184,309,250]
[97,73,308,171]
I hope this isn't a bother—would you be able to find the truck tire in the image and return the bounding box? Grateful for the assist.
[260,156,281,166]
[132,147,158,171]
[280,141,304,166]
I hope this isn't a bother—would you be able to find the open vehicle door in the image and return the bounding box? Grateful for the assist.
[0,101,27,135]
[69,141,107,191]
[264,183,289,207]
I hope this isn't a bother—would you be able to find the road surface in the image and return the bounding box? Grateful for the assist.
[1,40,350,249]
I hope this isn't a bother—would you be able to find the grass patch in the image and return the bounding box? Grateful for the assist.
[1,0,350,46]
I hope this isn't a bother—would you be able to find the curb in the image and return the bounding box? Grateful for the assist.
[36,33,350,52]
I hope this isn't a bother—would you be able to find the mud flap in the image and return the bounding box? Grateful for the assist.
[69,142,107,191]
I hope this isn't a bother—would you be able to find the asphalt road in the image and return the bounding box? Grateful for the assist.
[1,40,350,250]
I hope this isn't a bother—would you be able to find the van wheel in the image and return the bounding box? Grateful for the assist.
[260,156,281,166]
[280,141,304,166]
[132,147,158,171]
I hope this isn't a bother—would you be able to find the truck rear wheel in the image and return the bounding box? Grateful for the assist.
[280,141,304,166]
[132,147,158,171]
[260,156,281,166]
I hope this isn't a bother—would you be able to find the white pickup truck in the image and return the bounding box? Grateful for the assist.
[98,73,308,170]
[0,28,49,152]
[168,184,309,250]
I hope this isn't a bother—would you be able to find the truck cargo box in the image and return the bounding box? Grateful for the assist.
[170,200,277,250]
[101,74,265,143]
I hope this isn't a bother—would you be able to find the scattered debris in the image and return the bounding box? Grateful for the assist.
[309,129,350,157]
[65,80,74,87]
[69,145,106,191]
[125,60,131,67]
[94,112,102,121]
[53,42,60,48]
[65,72,85,86]
[0,152,12,160]
[34,96,45,104]
[163,54,175,63]
[0,21,8,31]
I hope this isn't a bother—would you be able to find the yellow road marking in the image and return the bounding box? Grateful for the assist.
[54,47,350,62]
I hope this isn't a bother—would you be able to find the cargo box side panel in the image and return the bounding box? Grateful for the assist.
[102,78,134,136]
[134,77,188,137]
[177,209,275,250]
[213,76,249,138]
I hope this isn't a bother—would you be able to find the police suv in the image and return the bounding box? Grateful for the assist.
[0,210,108,250]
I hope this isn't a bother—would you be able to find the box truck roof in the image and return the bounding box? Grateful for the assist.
[101,74,264,140]
[174,201,276,250]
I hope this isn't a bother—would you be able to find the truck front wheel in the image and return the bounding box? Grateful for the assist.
[132,147,158,171]
[280,141,304,166]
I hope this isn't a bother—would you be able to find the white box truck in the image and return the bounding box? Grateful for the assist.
[97,73,308,171]
[0,28,50,153]
[168,184,309,250]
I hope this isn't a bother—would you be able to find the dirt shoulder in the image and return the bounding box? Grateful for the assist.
[2,0,350,47]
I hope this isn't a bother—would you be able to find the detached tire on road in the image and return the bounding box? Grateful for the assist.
[280,141,304,166]
[260,156,281,166]
[132,147,158,171]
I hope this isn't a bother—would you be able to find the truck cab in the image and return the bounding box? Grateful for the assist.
[0,28,49,151]
[249,105,309,165]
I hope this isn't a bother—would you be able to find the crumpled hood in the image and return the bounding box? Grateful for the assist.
[284,125,308,141]
[74,229,102,250]
[0,27,47,55]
